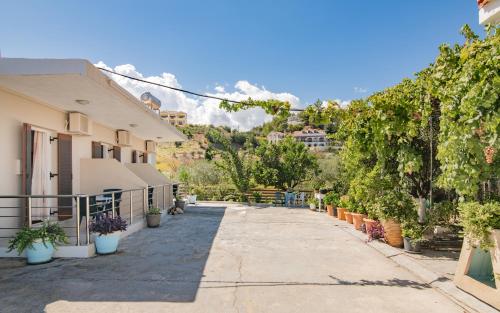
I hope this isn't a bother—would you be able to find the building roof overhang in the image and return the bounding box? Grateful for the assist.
[0,58,186,143]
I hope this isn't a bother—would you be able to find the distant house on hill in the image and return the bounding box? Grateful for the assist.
[292,128,328,150]
[266,131,285,144]
[287,113,303,126]
[160,111,187,127]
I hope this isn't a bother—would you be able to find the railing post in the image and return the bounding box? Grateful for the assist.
[143,188,148,216]
[76,195,80,246]
[129,191,133,225]
[111,192,116,218]
[27,196,32,228]
[162,185,166,210]
[85,195,90,245]
[155,187,159,208]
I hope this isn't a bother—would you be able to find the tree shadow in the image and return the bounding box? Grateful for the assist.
[0,206,226,312]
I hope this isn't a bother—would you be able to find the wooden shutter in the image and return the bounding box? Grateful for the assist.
[113,146,121,162]
[91,141,103,158]
[21,124,33,225]
[21,123,33,195]
[143,152,148,163]
[58,133,73,221]
[132,150,137,163]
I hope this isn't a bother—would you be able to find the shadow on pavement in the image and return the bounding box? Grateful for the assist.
[0,206,226,312]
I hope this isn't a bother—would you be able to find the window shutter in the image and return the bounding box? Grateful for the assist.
[92,141,103,158]
[113,146,121,162]
[21,123,33,195]
[58,133,73,221]
[132,150,137,163]
[21,123,32,226]
[143,152,148,163]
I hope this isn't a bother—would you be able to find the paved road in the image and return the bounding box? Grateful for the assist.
[0,204,466,313]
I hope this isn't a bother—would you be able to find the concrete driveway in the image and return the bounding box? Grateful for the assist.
[0,203,465,313]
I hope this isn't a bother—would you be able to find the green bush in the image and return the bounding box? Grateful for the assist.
[8,221,68,255]
[373,189,416,223]
[401,219,424,240]
[459,201,500,250]
[324,191,340,206]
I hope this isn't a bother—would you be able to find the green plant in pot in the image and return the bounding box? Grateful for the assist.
[146,207,161,228]
[90,214,127,255]
[8,221,68,265]
[458,201,500,250]
[324,191,339,217]
[401,219,424,253]
[175,195,186,210]
[308,197,318,210]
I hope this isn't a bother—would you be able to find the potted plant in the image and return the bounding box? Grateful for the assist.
[337,195,348,220]
[308,197,318,211]
[343,196,354,224]
[7,221,68,265]
[175,195,186,210]
[367,220,385,242]
[324,191,339,217]
[90,214,127,255]
[401,220,424,253]
[351,205,367,231]
[363,212,378,235]
[372,190,414,248]
[146,207,161,228]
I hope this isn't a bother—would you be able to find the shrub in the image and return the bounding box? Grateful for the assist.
[7,221,68,255]
[401,220,424,241]
[90,214,127,236]
[324,191,340,206]
[367,221,384,242]
[147,207,161,215]
[252,191,262,203]
[373,189,416,223]
[459,201,500,250]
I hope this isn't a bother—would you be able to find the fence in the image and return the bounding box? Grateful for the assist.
[0,184,173,247]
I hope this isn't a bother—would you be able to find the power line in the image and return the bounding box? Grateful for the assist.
[97,67,303,111]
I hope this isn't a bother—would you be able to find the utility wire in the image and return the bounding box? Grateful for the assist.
[97,67,303,111]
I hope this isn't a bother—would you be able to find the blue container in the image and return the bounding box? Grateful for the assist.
[26,240,54,265]
[94,232,121,255]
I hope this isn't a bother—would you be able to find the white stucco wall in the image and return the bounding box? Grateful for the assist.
[0,86,157,196]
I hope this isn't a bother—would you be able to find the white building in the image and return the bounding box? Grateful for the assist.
[0,58,186,257]
[478,0,500,24]
[292,128,329,150]
[266,131,285,144]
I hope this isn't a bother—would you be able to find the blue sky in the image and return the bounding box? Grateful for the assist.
[0,1,484,128]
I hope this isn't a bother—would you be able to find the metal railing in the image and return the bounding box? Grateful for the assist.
[0,184,173,247]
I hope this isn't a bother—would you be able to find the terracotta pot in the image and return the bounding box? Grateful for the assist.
[337,208,346,220]
[326,205,334,216]
[345,212,353,224]
[382,218,403,247]
[363,218,377,233]
[351,213,366,230]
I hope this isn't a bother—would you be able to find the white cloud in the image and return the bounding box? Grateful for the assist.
[95,61,300,131]
[322,99,351,108]
[214,85,225,93]
[354,86,368,93]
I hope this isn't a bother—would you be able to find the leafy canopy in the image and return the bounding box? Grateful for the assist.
[253,136,319,190]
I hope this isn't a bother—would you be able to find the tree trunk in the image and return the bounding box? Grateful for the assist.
[418,195,426,223]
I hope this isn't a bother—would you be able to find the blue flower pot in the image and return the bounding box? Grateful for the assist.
[94,232,121,255]
[26,240,54,265]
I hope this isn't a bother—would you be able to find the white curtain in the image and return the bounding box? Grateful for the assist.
[31,131,50,219]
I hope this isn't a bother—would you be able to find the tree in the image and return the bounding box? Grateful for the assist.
[206,129,254,198]
[430,25,500,199]
[253,136,319,190]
